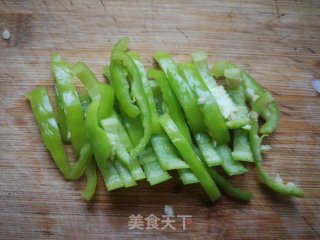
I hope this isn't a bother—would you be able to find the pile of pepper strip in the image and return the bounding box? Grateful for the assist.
[26,38,304,202]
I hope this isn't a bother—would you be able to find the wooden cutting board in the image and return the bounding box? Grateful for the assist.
[1,0,319,239]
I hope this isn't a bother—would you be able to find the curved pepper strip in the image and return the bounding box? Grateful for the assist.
[71,62,102,100]
[128,51,162,134]
[241,71,279,134]
[259,101,280,135]
[86,100,112,183]
[147,69,193,145]
[51,54,86,156]
[81,160,97,201]
[26,87,93,181]
[193,144,253,201]
[71,63,114,120]
[112,51,152,160]
[159,113,221,201]
[250,91,273,121]
[210,169,253,201]
[154,52,205,133]
[110,39,140,118]
[212,61,280,135]
[178,62,230,145]
[249,121,304,197]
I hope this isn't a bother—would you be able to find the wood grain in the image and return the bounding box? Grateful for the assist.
[0,0,319,239]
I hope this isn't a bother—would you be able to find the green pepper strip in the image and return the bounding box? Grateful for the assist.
[151,135,190,170]
[191,51,238,121]
[81,160,97,201]
[159,113,221,201]
[241,71,279,134]
[223,68,250,129]
[148,77,199,183]
[110,38,140,118]
[212,61,280,134]
[67,143,93,180]
[54,86,69,143]
[71,63,114,120]
[154,52,205,133]
[194,133,222,167]
[51,54,86,156]
[216,145,247,176]
[113,111,146,181]
[193,144,253,201]
[232,129,253,162]
[86,100,112,187]
[178,62,230,145]
[249,121,304,197]
[26,87,71,177]
[147,69,192,145]
[71,62,101,100]
[250,91,273,121]
[209,169,253,201]
[146,75,190,170]
[220,69,253,162]
[260,101,280,134]
[128,51,162,134]
[105,163,125,191]
[148,82,198,183]
[101,112,145,181]
[114,159,137,188]
[26,87,92,181]
[112,51,152,160]
[120,107,171,185]
[139,145,172,186]
[101,116,131,167]
[178,169,200,185]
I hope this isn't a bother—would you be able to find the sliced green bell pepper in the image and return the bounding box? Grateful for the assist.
[249,121,304,197]
[159,113,221,201]
[178,62,230,145]
[112,50,152,159]
[51,54,86,156]
[128,51,162,134]
[147,68,192,145]
[192,51,238,121]
[154,52,205,133]
[26,86,71,177]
